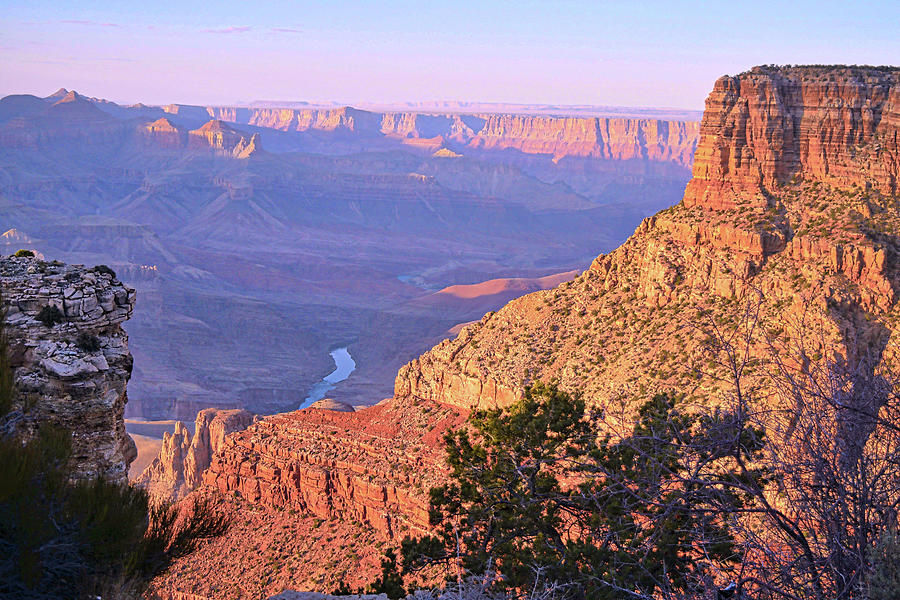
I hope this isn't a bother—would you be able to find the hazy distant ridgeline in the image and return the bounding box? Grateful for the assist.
[0,88,698,420]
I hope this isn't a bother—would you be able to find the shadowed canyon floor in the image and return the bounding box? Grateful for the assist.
[0,90,698,420]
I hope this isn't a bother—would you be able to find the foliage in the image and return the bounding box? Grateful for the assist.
[93,264,116,278]
[36,305,64,327]
[0,425,228,598]
[14,249,35,258]
[0,267,225,598]
[867,528,900,600]
[0,294,13,418]
[691,291,900,600]
[75,332,101,352]
[367,548,407,599]
[392,383,767,600]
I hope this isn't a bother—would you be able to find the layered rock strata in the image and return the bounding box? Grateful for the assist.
[685,65,900,208]
[227,107,699,165]
[396,66,900,412]
[202,396,465,538]
[0,256,137,482]
[136,407,253,502]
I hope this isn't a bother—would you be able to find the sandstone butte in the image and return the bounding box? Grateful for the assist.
[146,65,900,599]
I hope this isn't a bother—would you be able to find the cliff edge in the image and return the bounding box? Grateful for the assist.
[1,256,137,482]
[395,65,900,411]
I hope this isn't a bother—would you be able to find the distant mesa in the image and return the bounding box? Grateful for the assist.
[432,147,462,158]
[145,117,181,133]
[1,228,32,244]
[53,90,83,105]
[46,89,112,121]
[187,119,263,157]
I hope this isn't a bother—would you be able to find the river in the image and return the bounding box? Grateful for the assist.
[299,347,356,409]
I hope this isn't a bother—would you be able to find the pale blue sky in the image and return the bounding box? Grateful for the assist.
[1,0,898,109]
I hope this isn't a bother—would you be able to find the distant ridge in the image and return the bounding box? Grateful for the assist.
[237,100,703,121]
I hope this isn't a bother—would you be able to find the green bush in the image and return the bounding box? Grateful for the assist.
[14,249,34,258]
[0,426,229,599]
[387,383,766,600]
[75,332,101,352]
[93,264,116,279]
[0,298,226,598]
[36,305,64,328]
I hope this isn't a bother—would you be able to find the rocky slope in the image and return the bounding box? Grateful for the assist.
[135,407,253,501]
[154,64,900,599]
[150,396,465,598]
[202,395,465,538]
[395,65,900,412]
[0,255,137,482]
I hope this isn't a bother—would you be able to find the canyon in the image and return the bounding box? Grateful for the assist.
[144,65,900,598]
[0,88,698,429]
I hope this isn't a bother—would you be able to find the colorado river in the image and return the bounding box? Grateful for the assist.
[300,347,356,409]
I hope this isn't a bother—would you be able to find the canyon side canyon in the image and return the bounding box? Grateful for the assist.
[0,89,699,425]
[140,65,900,598]
[3,64,899,599]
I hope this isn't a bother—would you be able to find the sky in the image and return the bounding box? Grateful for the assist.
[1,0,898,110]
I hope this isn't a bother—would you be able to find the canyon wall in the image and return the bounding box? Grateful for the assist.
[206,106,699,165]
[136,407,253,501]
[201,396,465,539]
[154,65,900,598]
[1,256,137,482]
[394,65,900,412]
[685,65,899,209]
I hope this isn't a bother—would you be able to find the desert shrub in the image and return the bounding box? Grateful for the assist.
[75,332,101,352]
[14,249,34,258]
[868,529,900,600]
[93,264,116,278]
[383,383,765,600]
[36,305,64,327]
[0,297,226,597]
[0,425,228,599]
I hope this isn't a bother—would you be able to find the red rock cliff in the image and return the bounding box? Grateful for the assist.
[395,65,900,411]
[685,66,899,209]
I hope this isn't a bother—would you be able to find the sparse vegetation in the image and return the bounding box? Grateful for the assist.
[376,383,765,600]
[75,332,101,352]
[13,249,34,258]
[36,305,64,327]
[93,264,116,278]
[0,296,228,598]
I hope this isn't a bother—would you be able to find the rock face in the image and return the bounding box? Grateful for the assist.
[220,107,700,166]
[395,65,900,412]
[188,120,263,157]
[202,396,465,538]
[1,256,137,482]
[135,407,253,502]
[685,65,899,209]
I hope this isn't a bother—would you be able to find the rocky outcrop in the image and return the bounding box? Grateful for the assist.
[394,65,900,412]
[187,119,263,157]
[202,396,465,538]
[685,65,900,209]
[136,407,253,501]
[142,117,185,148]
[309,398,355,412]
[1,256,137,482]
